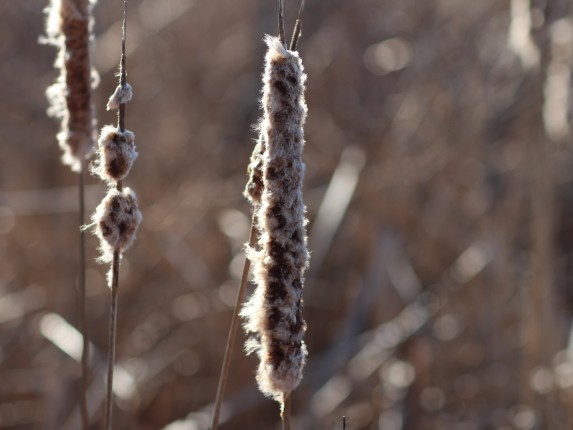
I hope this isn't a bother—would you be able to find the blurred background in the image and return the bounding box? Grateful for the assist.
[1,0,573,428]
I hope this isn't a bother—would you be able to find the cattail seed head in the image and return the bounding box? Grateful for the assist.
[93,125,138,183]
[107,83,133,111]
[242,35,309,401]
[93,187,142,264]
[45,0,97,172]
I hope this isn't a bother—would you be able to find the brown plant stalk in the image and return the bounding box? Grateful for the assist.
[44,0,98,427]
[210,220,257,430]
[281,393,292,430]
[78,159,89,430]
[90,2,141,429]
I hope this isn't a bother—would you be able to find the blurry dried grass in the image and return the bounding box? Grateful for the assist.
[1,0,573,429]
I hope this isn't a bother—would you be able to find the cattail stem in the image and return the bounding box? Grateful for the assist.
[289,0,305,51]
[45,0,97,424]
[278,0,286,47]
[78,159,89,430]
[211,219,258,430]
[103,3,128,429]
[118,0,127,133]
[281,393,291,430]
[103,182,123,427]
[104,250,120,430]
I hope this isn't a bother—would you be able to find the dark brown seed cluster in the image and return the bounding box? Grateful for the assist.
[93,188,142,263]
[242,36,309,401]
[46,0,97,172]
[93,125,138,183]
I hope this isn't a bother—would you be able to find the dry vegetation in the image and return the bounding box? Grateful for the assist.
[1,0,573,429]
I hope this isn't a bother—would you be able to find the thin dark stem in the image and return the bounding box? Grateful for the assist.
[278,0,286,47]
[118,0,127,132]
[343,416,346,430]
[78,159,89,430]
[104,106,123,430]
[103,251,120,430]
[211,218,257,430]
[104,2,128,429]
[289,0,306,51]
[281,393,291,430]
[118,104,125,132]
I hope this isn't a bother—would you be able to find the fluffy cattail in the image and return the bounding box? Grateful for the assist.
[107,83,133,111]
[45,0,97,172]
[93,125,138,183]
[92,187,141,263]
[242,35,309,401]
[92,108,141,282]
[91,58,140,285]
[244,134,266,206]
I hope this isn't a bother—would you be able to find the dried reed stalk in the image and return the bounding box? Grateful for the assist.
[211,94,266,430]
[44,1,97,427]
[210,220,257,430]
[78,159,89,430]
[90,2,141,429]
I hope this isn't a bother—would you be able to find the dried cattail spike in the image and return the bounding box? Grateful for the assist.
[242,35,309,401]
[93,187,142,264]
[244,134,266,206]
[45,0,98,172]
[93,125,138,183]
[107,83,133,111]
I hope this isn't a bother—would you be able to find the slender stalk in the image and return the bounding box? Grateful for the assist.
[104,3,128,429]
[211,219,257,430]
[278,0,286,47]
[79,158,89,430]
[281,393,291,430]
[118,0,127,133]
[104,250,120,430]
[289,0,306,51]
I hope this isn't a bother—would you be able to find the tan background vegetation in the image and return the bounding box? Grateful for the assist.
[1,0,573,428]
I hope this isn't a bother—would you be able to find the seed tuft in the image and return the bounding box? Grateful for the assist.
[93,187,142,265]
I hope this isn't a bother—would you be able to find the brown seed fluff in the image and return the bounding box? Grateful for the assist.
[45,0,97,172]
[107,83,133,111]
[241,35,309,401]
[92,187,142,264]
[244,134,266,206]
[93,125,138,183]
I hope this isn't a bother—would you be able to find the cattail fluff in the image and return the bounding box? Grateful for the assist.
[244,134,266,206]
[242,35,309,401]
[92,125,138,183]
[45,0,98,172]
[92,187,141,263]
[91,81,141,284]
[107,83,133,111]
